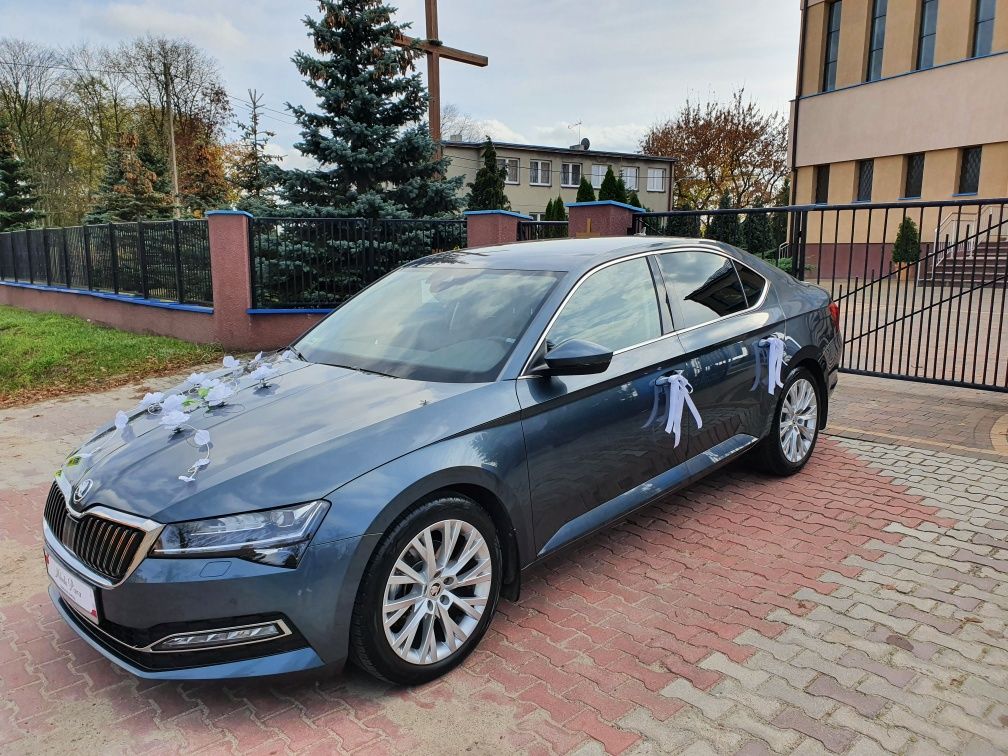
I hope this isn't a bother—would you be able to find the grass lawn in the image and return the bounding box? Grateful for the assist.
[0,306,223,408]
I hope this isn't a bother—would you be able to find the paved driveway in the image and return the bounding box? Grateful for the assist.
[2,375,1007,754]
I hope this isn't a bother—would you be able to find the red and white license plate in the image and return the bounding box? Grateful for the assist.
[45,551,99,624]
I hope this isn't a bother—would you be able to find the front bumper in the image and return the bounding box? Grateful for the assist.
[45,526,377,680]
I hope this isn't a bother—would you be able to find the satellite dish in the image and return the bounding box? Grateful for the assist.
[580,137,591,151]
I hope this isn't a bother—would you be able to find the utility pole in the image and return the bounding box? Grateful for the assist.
[163,58,181,219]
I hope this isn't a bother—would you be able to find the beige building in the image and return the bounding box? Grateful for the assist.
[443,140,676,219]
[791,0,1008,210]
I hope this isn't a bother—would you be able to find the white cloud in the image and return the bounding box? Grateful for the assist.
[80,1,245,53]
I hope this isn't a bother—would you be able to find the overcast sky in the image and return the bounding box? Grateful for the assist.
[4,0,800,164]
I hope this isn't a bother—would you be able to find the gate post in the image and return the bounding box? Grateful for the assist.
[206,209,255,349]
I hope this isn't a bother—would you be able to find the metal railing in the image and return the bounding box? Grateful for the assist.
[0,220,212,307]
[633,197,1008,392]
[249,217,467,309]
[518,221,569,241]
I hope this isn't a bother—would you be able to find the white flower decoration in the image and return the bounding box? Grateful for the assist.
[187,372,208,386]
[251,351,264,365]
[222,355,241,369]
[160,394,185,414]
[159,409,190,431]
[194,429,211,447]
[250,363,278,385]
[205,383,234,406]
[139,392,164,410]
[280,350,296,362]
[114,410,129,431]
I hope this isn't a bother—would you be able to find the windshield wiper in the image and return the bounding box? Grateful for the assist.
[335,364,397,378]
[287,346,309,362]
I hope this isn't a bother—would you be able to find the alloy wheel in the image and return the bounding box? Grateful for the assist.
[381,518,493,665]
[779,377,818,464]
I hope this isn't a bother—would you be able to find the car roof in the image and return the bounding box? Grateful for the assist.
[413,236,738,275]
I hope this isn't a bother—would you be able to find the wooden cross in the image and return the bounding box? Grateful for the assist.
[394,0,488,145]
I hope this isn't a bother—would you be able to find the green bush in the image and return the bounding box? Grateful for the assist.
[892,217,921,264]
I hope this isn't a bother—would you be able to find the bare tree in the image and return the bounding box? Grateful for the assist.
[440,102,481,142]
[641,89,788,210]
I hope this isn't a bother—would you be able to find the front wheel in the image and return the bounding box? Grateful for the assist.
[349,495,501,685]
[752,367,822,476]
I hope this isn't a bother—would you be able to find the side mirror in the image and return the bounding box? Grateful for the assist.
[533,339,613,376]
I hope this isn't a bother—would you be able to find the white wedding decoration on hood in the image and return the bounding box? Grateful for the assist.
[67,349,300,485]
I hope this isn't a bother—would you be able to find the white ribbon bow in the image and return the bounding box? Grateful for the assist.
[752,336,786,396]
[642,373,703,447]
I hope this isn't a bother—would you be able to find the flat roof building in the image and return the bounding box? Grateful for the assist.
[443,140,676,219]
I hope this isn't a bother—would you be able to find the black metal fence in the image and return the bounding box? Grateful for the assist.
[250,217,467,309]
[518,220,569,241]
[635,197,1008,392]
[0,220,213,307]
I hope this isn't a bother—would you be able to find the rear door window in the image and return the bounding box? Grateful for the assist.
[734,263,767,307]
[656,251,748,330]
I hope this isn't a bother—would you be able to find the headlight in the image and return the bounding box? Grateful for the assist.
[151,500,329,568]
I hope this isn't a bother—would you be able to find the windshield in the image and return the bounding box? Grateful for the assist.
[295,266,563,382]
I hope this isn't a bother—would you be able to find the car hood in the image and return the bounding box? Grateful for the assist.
[60,361,510,523]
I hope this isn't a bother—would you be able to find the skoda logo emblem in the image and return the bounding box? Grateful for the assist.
[72,479,94,507]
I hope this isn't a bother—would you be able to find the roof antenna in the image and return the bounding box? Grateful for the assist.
[567,120,583,150]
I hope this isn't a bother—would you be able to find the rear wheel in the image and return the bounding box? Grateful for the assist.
[349,495,501,685]
[752,367,821,476]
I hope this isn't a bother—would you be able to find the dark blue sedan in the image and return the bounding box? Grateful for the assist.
[43,237,842,685]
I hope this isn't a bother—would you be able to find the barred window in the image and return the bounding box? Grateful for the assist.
[815,165,831,205]
[856,159,874,203]
[904,153,925,198]
[958,147,982,195]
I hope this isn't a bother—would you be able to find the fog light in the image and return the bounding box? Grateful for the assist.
[151,621,287,652]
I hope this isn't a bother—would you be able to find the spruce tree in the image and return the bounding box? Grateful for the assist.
[741,203,773,257]
[233,90,281,212]
[707,192,741,247]
[276,0,461,218]
[543,198,555,221]
[0,124,41,231]
[627,191,642,208]
[552,194,567,221]
[575,177,595,202]
[598,167,624,202]
[86,132,174,223]
[467,138,510,211]
[892,217,921,264]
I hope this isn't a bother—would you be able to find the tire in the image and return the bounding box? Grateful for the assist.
[349,495,502,685]
[751,367,822,476]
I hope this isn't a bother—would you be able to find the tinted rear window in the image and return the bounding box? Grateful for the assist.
[657,251,748,330]
[735,264,767,307]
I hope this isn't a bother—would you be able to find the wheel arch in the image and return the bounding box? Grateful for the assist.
[787,348,829,429]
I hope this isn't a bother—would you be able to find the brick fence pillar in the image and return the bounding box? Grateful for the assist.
[566,201,645,238]
[464,210,532,248]
[206,210,255,349]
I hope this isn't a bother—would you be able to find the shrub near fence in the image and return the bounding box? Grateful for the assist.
[0,220,213,307]
[250,217,467,309]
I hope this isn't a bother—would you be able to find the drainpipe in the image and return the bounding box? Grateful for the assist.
[790,0,810,205]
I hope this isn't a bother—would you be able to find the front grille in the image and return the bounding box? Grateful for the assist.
[44,482,144,581]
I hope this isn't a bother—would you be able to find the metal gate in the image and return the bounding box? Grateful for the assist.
[634,197,1008,392]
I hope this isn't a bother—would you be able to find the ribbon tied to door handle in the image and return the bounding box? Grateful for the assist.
[642,372,703,447]
[751,336,786,396]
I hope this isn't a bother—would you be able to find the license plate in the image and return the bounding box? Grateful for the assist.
[45,551,99,624]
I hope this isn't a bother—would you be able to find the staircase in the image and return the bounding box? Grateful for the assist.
[925,241,1008,287]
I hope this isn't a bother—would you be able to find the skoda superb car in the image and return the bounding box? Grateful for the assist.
[43,237,842,685]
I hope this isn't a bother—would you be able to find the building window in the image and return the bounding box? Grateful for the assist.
[856,159,874,202]
[591,164,607,189]
[814,165,831,204]
[621,167,639,192]
[904,153,925,198]
[497,157,519,185]
[529,159,552,186]
[646,168,666,192]
[561,162,582,187]
[917,0,939,70]
[958,146,982,194]
[973,0,996,57]
[867,0,887,81]
[529,212,545,222]
[823,1,842,92]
